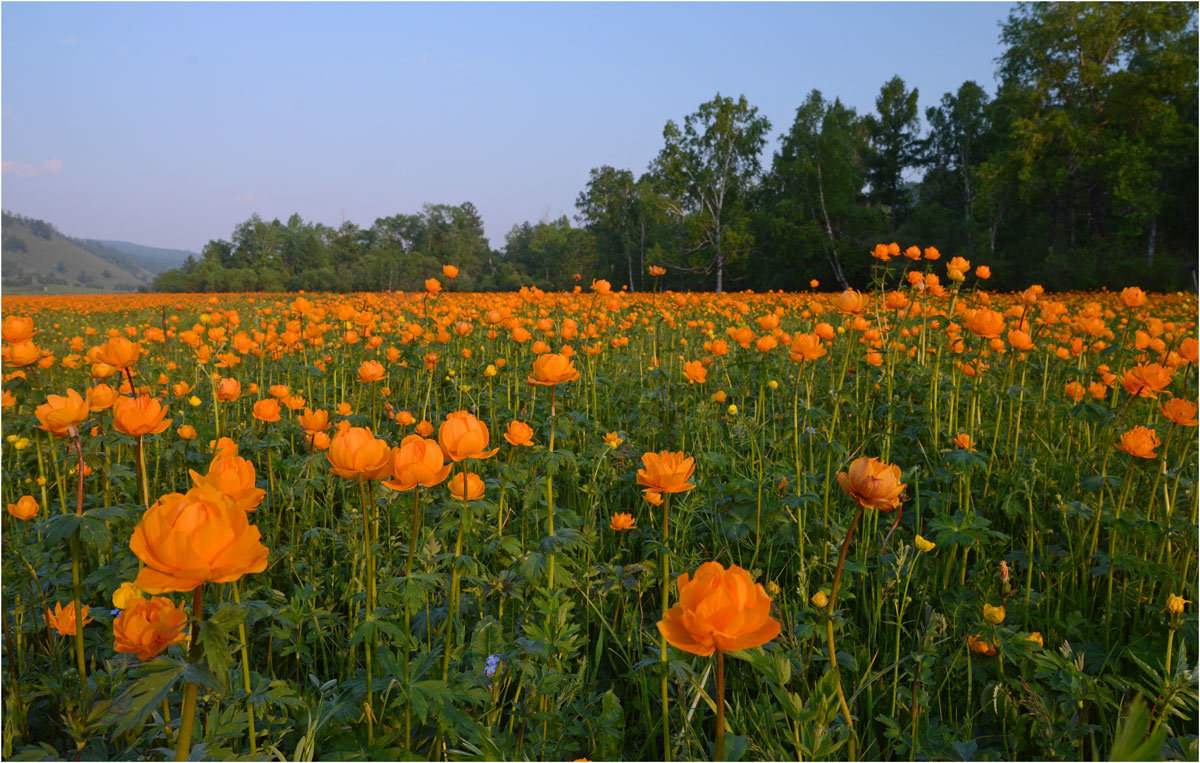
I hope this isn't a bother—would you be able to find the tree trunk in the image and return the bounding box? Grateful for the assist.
[715,248,724,293]
[817,163,850,290]
[1147,215,1157,263]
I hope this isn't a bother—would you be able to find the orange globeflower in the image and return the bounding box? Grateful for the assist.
[416,420,434,437]
[1007,330,1035,351]
[528,353,580,386]
[1161,398,1199,427]
[214,377,242,402]
[86,383,120,412]
[191,455,266,512]
[177,425,198,440]
[211,436,239,458]
[644,490,664,507]
[1,315,36,344]
[591,279,612,294]
[683,360,708,384]
[968,634,997,657]
[447,472,486,501]
[172,381,194,398]
[442,264,459,279]
[425,278,442,294]
[963,309,1005,339]
[438,411,498,461]
[96,336,142,369]
[504,420,534,447]
[298,408,331,434]
[130,484,269,593]
[357,360,385,383]
[836,456,906,512]
[327,427,392,480]
[1179,337,1198,365]
[1064,381,1086,402]
[952,433,975,451]
[45,601,94,636]
[610,513,636,531]
[113,395,172,437]
[789,333,826,362]
[1119,287,1147,308]
[113,596,189,660]
[7,495,39,520]
[1115,426,1160,459]
[836,289,869,315]
[3,340,42,367]
[649,265,666,276]
[657,561,781,656]
[383,435,451,491]
[35,389,89,437]
[637,451,695,494]
[311,431,331,451]
[1120,363,1172,398]
[268,384,291,399]
[252,398,281,423]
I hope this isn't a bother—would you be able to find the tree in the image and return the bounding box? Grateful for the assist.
[865,76,921,230]
[653,93,771,292]
[758,91,883,289]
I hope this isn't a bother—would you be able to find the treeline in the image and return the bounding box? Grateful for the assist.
[152,3,1197,294]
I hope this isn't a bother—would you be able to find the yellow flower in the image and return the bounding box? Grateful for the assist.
[811,591,829,608]
[727,404,738,415]
[1166,593,1188,616]
[188,396,202,407]
[603,432,623,448]
[914,535,936,553]
[112,582,144,610]
[983,603,1006,625]
[1026,632,1044,648]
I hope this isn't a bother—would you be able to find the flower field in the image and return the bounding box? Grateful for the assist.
[1,253,1197,761]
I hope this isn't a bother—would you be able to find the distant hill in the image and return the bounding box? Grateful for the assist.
[86,239,195,274]
[1,212,149,294]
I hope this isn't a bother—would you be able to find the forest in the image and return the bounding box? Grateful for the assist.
[150,3,1197,294]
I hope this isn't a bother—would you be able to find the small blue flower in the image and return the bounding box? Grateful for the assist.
[484,653,502,678]
[110,609,121,618]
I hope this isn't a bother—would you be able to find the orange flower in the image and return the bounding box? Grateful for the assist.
[643,490,664,506]
[1180,337,1198,365]
[113,596,189,660]
[835,289,869,314]
[975,265,991,280]
[1119,287,1147,308]
[383,435,451,491]
[96,336,142,369]
[963,309,1005,339]
[603,431,624,448]
[45,601,94,636]
[952,433,974,451]
[1115,426,1160,459]
[425,278,442,294]
[113,395,172,437]
[172,381,194,398]
[591,279,612,294]
[789,333,826,362]
[1120,363,1172,398]
[447,471,486,501]
[416,420,434,437]
[130,484,269,593]
[442,264,459,279]
[504,420,534,447]
[610,512,636,531]
[649,265,666,276]
[211,436,239,458]
[298,408,331,434]
[438,411,498,461]
[214,377,242,402]
[7,495,39,520]
[86,383,120,411]
[191,455,266,511]
[1007,330,1034,351]
[35,389,89,437]
[1,315,36,344]
[327,427,392,479]
[268,384,291,399]
[310,431,331,451]
[528,353,580,386]
[967,634,997,656]
[636,451,695,494]
[1064,381,1086,402]
[836,456,906,512]
[657,561,781,656]
[683,360,707,384]
[1161,398,1198,427]
[177,425,198,440]
[3,340,42,367]
[252,398,281,422]
[357,360,385,383]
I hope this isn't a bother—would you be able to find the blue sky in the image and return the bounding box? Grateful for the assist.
[2,1,1014,252]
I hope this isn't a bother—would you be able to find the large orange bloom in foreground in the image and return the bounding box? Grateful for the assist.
[836,456,906,511]
[637,451,696,494]
[130,484,269,593]
[383,435,451,491]
[439,411,498,461]
[327,427,392,479]
[113,596,189,660]
[113,395,172,437]
[35,389,89,437]
[657,561,781,656]
[528,353,581,386]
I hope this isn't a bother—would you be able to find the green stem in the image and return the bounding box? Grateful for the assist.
[175,585,204,762]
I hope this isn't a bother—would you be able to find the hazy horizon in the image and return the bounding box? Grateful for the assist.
[3,1,1013,252]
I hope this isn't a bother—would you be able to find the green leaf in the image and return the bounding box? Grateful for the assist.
[111,659,189,736]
